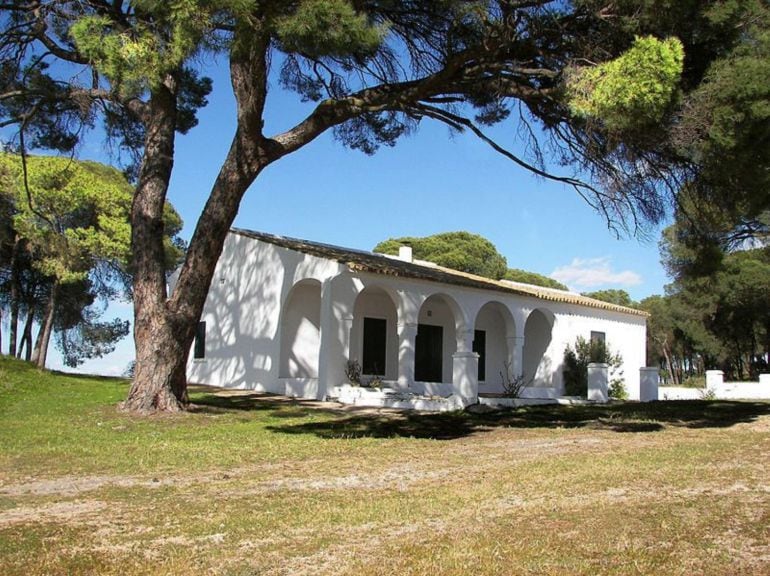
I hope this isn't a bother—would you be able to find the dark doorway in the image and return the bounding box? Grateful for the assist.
[363,317,387,375]
[415,324,443,382]
[473,329,486,381]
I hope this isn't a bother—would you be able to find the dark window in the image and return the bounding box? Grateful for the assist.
[362,317,387,375]
[473,330,486,381]
[193,321,206,359]
[590,331,606,345]
[415,324,443,382]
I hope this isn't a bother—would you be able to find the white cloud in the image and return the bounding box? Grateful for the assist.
[551,257,642,290]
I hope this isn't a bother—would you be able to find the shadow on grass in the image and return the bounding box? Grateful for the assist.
[188,386,770,440]
[270,400,770,439]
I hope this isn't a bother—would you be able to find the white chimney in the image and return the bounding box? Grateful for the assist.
[398,246,413,263]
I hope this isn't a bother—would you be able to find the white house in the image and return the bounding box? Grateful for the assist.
[187,229,648,406]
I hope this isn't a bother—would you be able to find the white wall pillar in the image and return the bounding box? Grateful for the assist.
[317,278,355,400]
[341,314,354,361]
[706,370,724,390]
[639,367,659,402]
[587,363,609,403]
[397,322,418,390]
[452,327,478,404]
[452,351,479,404]
[506,335,525,376]
[315,279,335,400]
[456,328,474,353]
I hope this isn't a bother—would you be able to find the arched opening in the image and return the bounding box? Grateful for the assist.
[523,308,554,386]
[279,279,322,378]
[474,301,516,394]
[350,286,399,381]
[415,294,461,385]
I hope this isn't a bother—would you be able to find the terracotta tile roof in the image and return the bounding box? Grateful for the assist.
[231,228,648,318]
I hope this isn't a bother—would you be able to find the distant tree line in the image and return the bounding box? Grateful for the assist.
[584,238,770,384]
[641,226,770,384]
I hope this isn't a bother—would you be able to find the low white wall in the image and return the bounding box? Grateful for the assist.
[711,382,770,400]
[411,381,453,397]
[704,371,770,400]
[660,372,770,401]
[659,387,705,400]
[520,386,560,399]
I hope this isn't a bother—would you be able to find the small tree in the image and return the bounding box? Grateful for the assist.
[563,336,625,398]
[0,154,183,368]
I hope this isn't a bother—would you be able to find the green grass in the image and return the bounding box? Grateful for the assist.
[1,356,769,575]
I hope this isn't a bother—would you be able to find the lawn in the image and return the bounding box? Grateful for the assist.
[1,356,768,575]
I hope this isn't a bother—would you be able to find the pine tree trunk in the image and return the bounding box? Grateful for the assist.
[121,78,186,413]
[122,29,347,413]
[122,38,273,413]
[9,298,18,357]
[31,283,57,368]
[662,346,675,386]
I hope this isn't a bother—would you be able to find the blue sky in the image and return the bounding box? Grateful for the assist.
[43,57,669,376]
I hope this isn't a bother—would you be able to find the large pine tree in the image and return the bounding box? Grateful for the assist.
[1,1,766,412]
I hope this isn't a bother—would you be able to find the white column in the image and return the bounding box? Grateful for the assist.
[397,322,418,390]
[506,335,525,376]
[316,279,335,401]
[450,327,478,404]
[452,351,479,404]
[456,328,474,352]
[587,363,609,403]
[341,315,354,361]
[639,367,659,402]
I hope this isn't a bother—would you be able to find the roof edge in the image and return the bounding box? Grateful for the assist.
[229,228,649,318]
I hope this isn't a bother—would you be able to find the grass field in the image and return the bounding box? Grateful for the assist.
[1,356,769,575]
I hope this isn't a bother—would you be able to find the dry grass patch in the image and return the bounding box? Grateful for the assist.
[1,358,769,575]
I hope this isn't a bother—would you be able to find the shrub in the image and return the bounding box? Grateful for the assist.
[500,361,531,398]
[563,337,624,397]
[345,360,362,385]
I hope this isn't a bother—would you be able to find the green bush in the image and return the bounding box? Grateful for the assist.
[563,337,625,398]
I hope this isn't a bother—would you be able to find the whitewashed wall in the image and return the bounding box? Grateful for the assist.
[475,303,508,394]
[550,307,647,399]
[187,232,648,401]
[186,233,341,394]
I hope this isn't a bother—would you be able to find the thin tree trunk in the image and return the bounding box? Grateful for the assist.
[8,235,23,357]
[31,282,57,368]
[9,298,18,357]
[19,308,34,361]
[662,345,675,386]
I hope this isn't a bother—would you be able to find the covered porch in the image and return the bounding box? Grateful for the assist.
[276,269,561,407]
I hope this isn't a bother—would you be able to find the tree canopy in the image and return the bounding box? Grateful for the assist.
[374,232,508,280]
[581,289,635,308]
[373,231,567,289]
[641,220,770,383]
[0,154,184,367]
[1,1,766,412]
[503,269,568,291]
